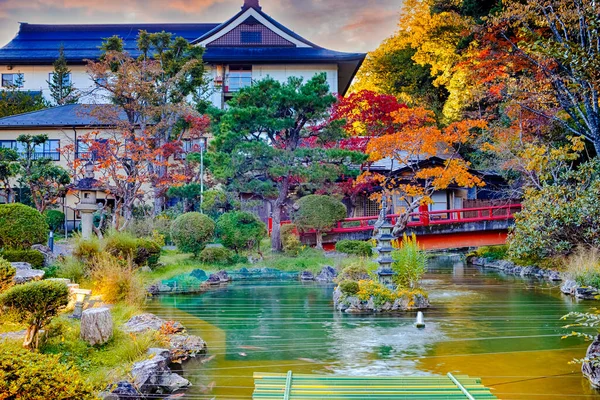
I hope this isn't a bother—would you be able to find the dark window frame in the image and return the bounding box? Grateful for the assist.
[1,73,24,88]
[0,139,60,161]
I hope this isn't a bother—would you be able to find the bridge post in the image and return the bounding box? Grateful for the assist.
[419,204,430,226]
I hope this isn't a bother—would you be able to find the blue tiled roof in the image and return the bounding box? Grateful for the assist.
[0,104,128,128]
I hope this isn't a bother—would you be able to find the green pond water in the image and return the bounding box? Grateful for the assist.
[147,257,600,399]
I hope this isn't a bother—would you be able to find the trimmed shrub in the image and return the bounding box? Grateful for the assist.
[216,211,267,253]
[72,235,101,262]
[199,247,235,264]
[281,224,301,256]
[335,240,373,257]
[89,253,145,306]
[171,212,215,256]
[104,231,138,259]
[0,250,45,269]
[292,195,347,249]
[0,280,69,349]
[135,238,162,269]
[336,264,370,283]
[339,280,359,296]
[0,257,15,293]
[0,203,48,250]
[0,344,95,399]
[43,209,65,232]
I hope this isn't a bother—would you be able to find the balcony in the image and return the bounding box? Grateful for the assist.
[224,73,252,93]
[30,151,60,161]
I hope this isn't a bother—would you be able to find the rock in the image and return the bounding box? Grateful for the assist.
[123,313,166,333]
[31,244,55,267]
[583,335,600,388]
[561,280,578,295]
[81,307,113,345]
[108,381,141,400]
[576,287,600,300]
[169,334,207,362]
[316,266,337,282]
[148,348,171,359]
[11,262,45,284]
[215,270,230,282]
[206,274,222,285]
[548,271,562,281]
[190,269,207,281]
[131,355,190,394]
[300,271,315,281]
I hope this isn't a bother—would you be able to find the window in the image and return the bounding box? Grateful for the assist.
[226,65,252,92]
[48,72,72,86]
[176,138,207,160]
[241,31,262,44]
[0,139,60,161]
[76,139,107,160]
[1,73,24,88]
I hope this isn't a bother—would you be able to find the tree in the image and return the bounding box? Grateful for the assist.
[0,147,19,203]
[16,134,70,213]
[292,195,347,249]
[0,74,48,118]
[170,212,215,256]
[47,45,79,105]
[216,211,267,254]
[210,74,366,251]
[0,280,69,349]
[87,33,208,216]
[0,257,15,293]
[360,106,486,236]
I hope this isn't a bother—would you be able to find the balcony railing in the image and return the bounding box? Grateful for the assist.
[29,151,60,161]
[224,75,252,93]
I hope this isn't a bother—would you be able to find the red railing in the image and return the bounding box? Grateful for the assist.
[270,204,521,235]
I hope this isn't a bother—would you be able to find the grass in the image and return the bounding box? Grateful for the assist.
[565,247,600,288]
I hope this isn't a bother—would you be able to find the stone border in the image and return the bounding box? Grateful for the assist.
[467,256,562,281]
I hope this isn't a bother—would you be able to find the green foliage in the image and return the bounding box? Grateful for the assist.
[0,250,45,268]
[0,257,15,293]
[339,280,360,296]
[104,231,138,259]
[392,233,428,289]
[281,224,302,256]
[43,209,65,232]
[0,203,48,249]
[564,247,600,288]
[293,195,347,232]
[171,212,215,256]
[0,147,20,202]
[474,245,509,261]
[55,258,86,284]
[0,87,48,118]
[127,216,173,245]
[135,238,162,269]
[0,343,95,399]
[217,211,266,253]
[0,280,69,348]
[508,160,600,261]
[335,240,373,257]
[72,235,101,262]
[202,189,231,217]
[199,247,234,264]
[336,263,371,283]
[46,45,79,105]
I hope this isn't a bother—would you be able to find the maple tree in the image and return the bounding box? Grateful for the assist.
[359,107,486,235]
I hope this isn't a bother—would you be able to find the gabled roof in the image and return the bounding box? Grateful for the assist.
[0,104,128,129]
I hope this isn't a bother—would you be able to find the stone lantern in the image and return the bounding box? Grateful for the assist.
[74,162,101,240]
[375,221,395,286]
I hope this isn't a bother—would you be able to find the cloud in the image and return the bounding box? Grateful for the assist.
[0,0,402,52]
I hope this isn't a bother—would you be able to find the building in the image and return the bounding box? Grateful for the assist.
[0,0,365,107]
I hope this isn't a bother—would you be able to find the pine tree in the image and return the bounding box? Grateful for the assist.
[47,45,78,105]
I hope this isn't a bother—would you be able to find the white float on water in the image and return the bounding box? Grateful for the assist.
[415,311,425,329]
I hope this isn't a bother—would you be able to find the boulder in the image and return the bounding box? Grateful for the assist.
[190,269,207,281]
[107,381,141,400]
[148,348,171,359]
[548,270,562,281]
[561,280,578,295]
[81,307,113,345]
[169,334,207,362]
[316,266,337,282]
[131,355,190,394]
[300,271,315,281]
[11,262,45,284]
[215,270,230,282]
[206,274,222,285]
[31,244,55,267]
[576,287,600,300]
[583,335,600,388]
[123,313,166,333]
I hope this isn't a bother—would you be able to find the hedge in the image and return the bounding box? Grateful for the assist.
[0,204,48,250]
[0,250,45,268]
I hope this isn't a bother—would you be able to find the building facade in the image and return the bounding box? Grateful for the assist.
[0,0,365,107]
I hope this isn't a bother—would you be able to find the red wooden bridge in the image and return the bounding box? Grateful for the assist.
[272,204,521,250]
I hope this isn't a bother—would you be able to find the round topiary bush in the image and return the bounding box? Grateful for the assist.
[217,211,267,253]
[171,212,216,256]
[0,344,95,399]
[43,209,65,232]
[0,257,15,293]
[292,195,347,249]
[199,247,234,264]
[0,203,49,250]
[339,280,360,296]
[335,240,373,257]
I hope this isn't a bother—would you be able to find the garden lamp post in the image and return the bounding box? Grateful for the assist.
[74,162,101,240]
[375,221,395,286]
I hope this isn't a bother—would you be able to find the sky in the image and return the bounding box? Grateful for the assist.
[0,0,403,53]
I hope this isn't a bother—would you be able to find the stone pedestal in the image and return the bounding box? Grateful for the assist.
[80,307,113,345]
[80,210,95,240]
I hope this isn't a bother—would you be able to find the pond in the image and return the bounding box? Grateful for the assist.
[146,256,600,399]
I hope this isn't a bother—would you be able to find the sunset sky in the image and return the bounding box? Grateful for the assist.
[0,0,402,53]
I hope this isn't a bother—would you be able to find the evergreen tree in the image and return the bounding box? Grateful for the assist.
[47,45,79,105]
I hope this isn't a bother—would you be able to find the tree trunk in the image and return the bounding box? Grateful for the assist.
[23,325,39,349]
[153,186,165,216]
[270,176,290,252]
[315,231,323,249]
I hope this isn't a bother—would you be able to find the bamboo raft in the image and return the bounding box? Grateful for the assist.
[253,372,498,399]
